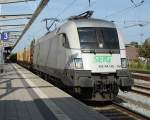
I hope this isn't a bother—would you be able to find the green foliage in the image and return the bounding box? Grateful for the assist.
[139,39,150,58]
[137,62,143,69]
[146,63,150,69]
[130,41,138,48]
[129,60,150,71]
[9,53,17,62]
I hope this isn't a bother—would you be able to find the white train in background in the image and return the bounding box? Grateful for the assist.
[17,11,134,100]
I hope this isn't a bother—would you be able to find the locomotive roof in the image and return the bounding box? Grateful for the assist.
[35,18,116,45]
[70,18,116,28]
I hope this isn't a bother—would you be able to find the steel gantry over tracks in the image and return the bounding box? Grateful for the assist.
[0,0,49,49]
[0,0,35,4]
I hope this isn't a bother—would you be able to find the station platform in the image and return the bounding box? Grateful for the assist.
[0,63,108,120]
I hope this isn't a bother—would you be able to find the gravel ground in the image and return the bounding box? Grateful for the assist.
[118,90,150,118]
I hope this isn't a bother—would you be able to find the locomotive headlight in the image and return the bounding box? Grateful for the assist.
[74,58,83,69]
[121,58,127,68]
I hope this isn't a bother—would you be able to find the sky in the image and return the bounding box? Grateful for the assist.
[0,0,150,52]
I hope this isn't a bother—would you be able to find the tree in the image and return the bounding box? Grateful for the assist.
[130,41,138,48]
[9,53,17,63]
[139,39,150,64]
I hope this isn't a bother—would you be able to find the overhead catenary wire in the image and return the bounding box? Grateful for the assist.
[105,0,150,36]
[104,0,145,19]
[11,0,150,51]
[122,9,150,29]
[28,0,95,34]
[59,0,97,23]
[12,0,50,50]
[130,0,144,7]
[123,21,150,28]
[55,0,77,20]
[36,0,94,34]
[80,0,97,14]
[27,0,39,12]
[104,6,132,19]
[43,0,77,31]
[0,0,38,50]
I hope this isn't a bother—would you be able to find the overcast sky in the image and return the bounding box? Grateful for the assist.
[0,0,150,52]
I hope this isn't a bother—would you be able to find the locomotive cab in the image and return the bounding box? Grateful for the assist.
[77,26,133,91]
[60,18,134,100]
[30,11,134,101]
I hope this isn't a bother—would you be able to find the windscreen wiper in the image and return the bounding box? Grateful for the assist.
[90,49,96,54]
[109,49,113,54]
[81,49,96,54]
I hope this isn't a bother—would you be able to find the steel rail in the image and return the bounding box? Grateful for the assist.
[132,85,150,97]
[134,84,150,90]
[132,74,150,81]
[112,101,150,120]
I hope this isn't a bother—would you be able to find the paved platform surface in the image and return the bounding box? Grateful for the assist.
[0,63,108,120]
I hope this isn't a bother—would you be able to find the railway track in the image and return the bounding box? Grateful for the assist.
[132,73,150,81]
[131,72,150,97]
[89,100,149,120]
[85,82,150,120]
[132,84,150,97]
[112,101,150,120]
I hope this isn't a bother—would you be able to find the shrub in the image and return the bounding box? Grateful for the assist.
[146,63,150,70]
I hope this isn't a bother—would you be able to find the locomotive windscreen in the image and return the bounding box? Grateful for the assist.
[78,27,120,49]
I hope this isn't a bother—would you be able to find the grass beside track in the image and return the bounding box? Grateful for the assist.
[129,69,150,74]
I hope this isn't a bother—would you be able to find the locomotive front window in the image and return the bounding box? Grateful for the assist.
[78,28,98,49]
[100,28,119,49]
[78,27,119,49]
